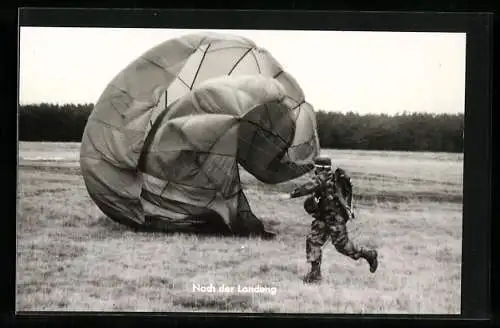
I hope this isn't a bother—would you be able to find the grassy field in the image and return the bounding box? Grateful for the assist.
[16,142,463,314]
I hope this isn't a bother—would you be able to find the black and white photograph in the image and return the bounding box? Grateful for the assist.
[17,23,465,314]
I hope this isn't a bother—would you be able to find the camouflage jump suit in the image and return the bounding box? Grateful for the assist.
[306,198,365,264]
[291,169,377,280]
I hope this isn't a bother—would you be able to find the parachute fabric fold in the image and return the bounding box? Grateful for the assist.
[80,32,320,235]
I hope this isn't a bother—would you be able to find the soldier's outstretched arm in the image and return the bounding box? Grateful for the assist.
[290,176,321,198]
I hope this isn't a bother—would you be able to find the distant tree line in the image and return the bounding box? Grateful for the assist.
[315,111,463,153]
[18,103,464,153]
[19,103,93,142]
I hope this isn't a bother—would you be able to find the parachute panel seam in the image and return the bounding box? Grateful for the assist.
[247,103,270,166]
[81,154,133,169]
[249,49,261,73]
[176,76,191,90]
[95,84,131,105]
[196,36,208,49]
[109,98,126,118]
[167,124,226,191]
[237,136,284,163]
[138,96,182,171]
[203,120,239,154]
[207,46,252,53]
[194,154,233,198]
[148,149,236,158]
[141,189,193,216]
[141,57,166,71]
[146,173,222,192]
[109,84,130,96]
[239,117,290,146]
[82,123,140,168]
[227,48,253,75]
[273,70,283,79]
[201,158,239,198]
[190,43,211,89]
[142,172,218,192]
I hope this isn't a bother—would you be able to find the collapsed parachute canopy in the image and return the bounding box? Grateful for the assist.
[80,32,320,236]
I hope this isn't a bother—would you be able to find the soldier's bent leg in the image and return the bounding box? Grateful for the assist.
[330,220,378,273]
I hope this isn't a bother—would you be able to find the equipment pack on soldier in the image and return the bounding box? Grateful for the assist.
[289,156,378,283]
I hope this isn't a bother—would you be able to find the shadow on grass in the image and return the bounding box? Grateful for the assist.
[91,215,278,241]
[89,216,131,232]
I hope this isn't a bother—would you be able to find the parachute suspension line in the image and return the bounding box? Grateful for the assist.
[249,49,261,73]
[190,43,211,90]
[227,48,253,75]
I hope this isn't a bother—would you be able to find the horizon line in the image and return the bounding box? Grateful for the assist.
[18,102,464,117]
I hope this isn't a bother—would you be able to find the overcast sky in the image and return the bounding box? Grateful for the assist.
[19,27,466,115]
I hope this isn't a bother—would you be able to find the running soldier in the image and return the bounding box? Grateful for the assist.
[288,156,378,283]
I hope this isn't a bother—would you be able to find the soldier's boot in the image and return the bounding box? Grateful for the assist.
[361,249,378,273]
[303,261,322,283]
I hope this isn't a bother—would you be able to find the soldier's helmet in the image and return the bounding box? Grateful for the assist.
[314,156,332,174]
